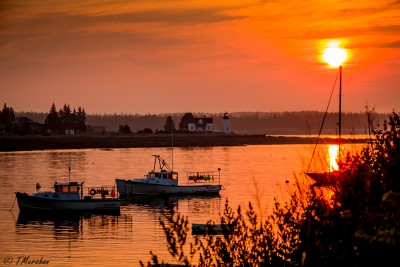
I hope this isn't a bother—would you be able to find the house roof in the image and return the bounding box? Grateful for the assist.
[190,117,213,126]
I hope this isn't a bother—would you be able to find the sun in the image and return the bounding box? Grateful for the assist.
[321,40,348,68]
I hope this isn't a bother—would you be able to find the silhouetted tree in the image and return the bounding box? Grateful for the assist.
[44,103,87,134]
[179,112,194,131]
[59,104,72,131]
[0,103,15,133]
[164,116,175,133]
[118,124,132,134]
[76,107,87,132]
[44,103,60,134]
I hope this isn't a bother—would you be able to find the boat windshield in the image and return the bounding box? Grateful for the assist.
[54,183,80,193]
[148,172,178,179]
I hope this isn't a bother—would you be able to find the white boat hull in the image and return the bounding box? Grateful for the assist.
[115,179,221,196]
[16,192,120,212]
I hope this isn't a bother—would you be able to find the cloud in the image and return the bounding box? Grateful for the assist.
[378,41,400,48]
[0,2,247,63]
[372,24,400,34]
[2,5,246,34]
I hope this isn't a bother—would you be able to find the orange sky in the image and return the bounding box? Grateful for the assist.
[1,0,399,114]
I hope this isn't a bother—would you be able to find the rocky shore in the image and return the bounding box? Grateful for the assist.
[0,133,369,152]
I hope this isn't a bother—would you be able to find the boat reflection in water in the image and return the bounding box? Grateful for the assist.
[17,211,82,229]
[124,193,222,217]
[16,193,221,229]
[16,209,122,232]
[306,143,342,186]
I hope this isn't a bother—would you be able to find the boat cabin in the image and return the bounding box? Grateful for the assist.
[54,181,82,193]
[33,181,84,201]
[147,170,178,180]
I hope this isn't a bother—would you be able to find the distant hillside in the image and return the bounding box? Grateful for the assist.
[17,111,390,135]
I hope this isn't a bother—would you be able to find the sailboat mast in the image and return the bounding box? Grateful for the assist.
[338,65,342,141]
[171,123,174,171]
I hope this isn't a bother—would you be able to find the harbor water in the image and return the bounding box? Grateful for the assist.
[0,143,363,266]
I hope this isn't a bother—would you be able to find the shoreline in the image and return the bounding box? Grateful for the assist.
[0,134,369,152]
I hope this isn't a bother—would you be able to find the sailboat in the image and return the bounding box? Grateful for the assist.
[305,65,344,186]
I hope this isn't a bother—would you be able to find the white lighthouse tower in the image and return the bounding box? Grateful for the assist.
[222,112,231,133]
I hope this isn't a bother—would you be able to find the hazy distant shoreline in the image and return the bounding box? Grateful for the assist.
[0,134,369,152]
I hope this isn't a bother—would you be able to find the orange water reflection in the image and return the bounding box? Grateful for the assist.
[328,144,339,171]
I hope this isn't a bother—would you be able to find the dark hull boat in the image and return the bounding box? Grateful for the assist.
[16,181,120,213]
[16,192,120,212]
[305,171,340,186]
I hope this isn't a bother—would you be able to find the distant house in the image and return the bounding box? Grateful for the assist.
[65,129,75,135]
[188,117,213,132]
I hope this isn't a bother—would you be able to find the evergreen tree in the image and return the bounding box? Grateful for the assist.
[179,112,194,131]
[77,107,87,132]
[59,104,72,131]
[0,103,16,132]
[44,103,87,134]
[164,116,175,133]
[44,103,60,134]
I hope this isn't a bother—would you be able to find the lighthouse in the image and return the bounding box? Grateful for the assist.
[222,112,230,133]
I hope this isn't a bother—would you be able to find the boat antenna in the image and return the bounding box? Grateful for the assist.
[171,120,174,172]
[68,154,71,192]
[307,68,340,172]
[69,156,71,184]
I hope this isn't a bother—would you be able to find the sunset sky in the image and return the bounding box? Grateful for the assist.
[1,0,399,115]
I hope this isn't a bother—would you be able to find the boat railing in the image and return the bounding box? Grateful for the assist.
[186,171,221,186]
[86,186,118,199]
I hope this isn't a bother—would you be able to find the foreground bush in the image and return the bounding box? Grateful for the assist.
[141,112,400,267]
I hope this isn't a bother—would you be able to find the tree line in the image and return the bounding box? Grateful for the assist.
[0,103,87,135]
[0,102,202,135]
[2,102,392,135]
[44,103,87,134]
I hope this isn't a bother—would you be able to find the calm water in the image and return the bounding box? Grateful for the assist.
[0,144,361,266]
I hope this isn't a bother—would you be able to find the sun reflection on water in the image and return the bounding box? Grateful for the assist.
[328,144,339,171]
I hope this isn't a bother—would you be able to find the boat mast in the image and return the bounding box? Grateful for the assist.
[337,65,343,168]
[68,156,71,186]
[68,156,71,192]
[171,122,174,172]
[338,65,342,142]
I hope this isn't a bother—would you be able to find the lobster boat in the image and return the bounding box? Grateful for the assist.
[115,155,223,197]
[15,181,120,213]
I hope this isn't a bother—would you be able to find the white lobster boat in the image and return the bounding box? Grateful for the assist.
[115,155,223,197]
[15,181,120,213]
